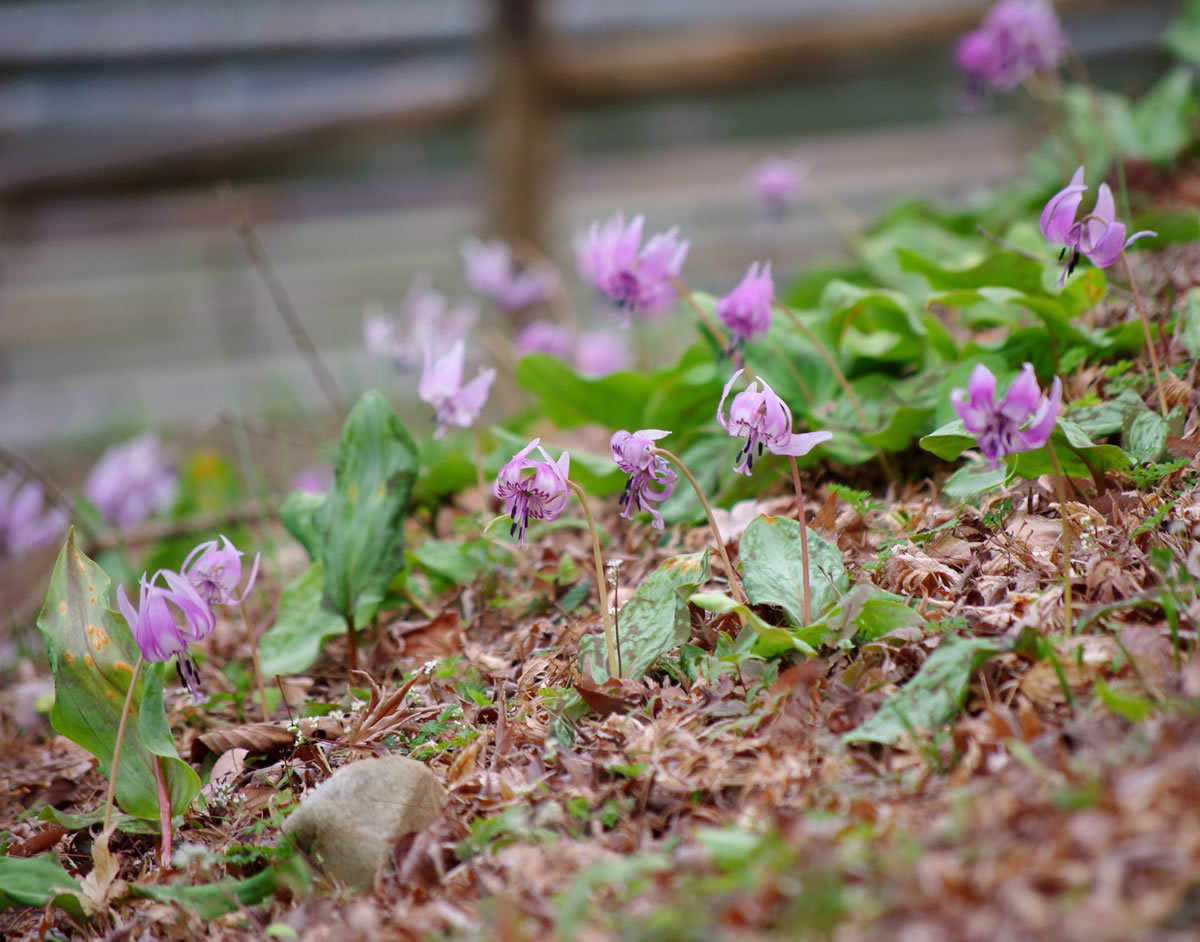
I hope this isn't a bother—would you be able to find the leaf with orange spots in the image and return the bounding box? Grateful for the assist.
[35,528,200,820]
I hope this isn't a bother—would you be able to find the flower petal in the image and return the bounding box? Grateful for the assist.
[1039,167,1086,244]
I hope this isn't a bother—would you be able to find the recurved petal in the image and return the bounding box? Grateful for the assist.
[1084,220,1127,269]
[717,369,745,430]
[999,363,1042,422]
[1016,375,1062,451]
[771,430,834,458]
[1039,168,1086,244]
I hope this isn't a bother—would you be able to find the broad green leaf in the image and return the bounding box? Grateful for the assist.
[1010,420,1131,480]
[279,490,325,561]
[689,591,819,657]
[942,462,1009,502]
[0,853,85,924]
[822,281,930,367]
[898,247,1048,296]
[843,635,1005,745]
[739,515,848,628]
[857,220,982,300]
[812,585,927,646]
[1067,389,1146,439]
[578,551,710,684]
[1132,211,1200,248]
[919,418,976,462]
[1165,0,1200,64]
[411,538,493,586]
[862,405,936,452]
[317,392,418,626]
[1094,678,1153,723]
[1130,67,1195,164]
[131,851,311,920]
[1123,410,1169,464]
[258,562,346,677]
[35,530,200,820]
[36,805,160,835]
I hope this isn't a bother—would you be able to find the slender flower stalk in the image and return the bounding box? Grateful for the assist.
[152,754,173,866]
[650,447,749,608]
[566,480,619,680]
[1121,250,1170,419]
[101,653,145,837]
[241,601,269,723]
[1045,445,1074,635]
[671,275,730,347]
[788,456,814,625]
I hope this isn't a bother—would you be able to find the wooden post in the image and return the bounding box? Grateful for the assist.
[484,0,551,252]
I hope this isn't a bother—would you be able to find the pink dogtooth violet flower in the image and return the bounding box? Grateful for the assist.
[951,362,1062,467]
[83,433,177,530]
[0,472,67,557]
[117,569,216,702]
[363,279,476,368]
[181,534,260,607]
[575,211,689,325]
[418,341,497,439]
[514,320,572,358]
[716,261,774,349]
[955,0,1066,97]
[610,429,677,530]
[462,237,558,312]
[717,369,833,475]
[493,438,570,547]
[749,157,807,217]
[1040,167,1156,285]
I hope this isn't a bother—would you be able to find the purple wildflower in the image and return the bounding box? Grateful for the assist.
[574,330,630,377]
[956,1,1066,96]
[181,535,260,606]
[117,569,216,702]
[749,157,807,217]
[515,320,572,358]
[610,429,677,530]
[462,237,558,312]
[716,261,774,349]
[363,279,475,369]
[717,369,832,475]
[493,438,570,547]
[1040,167,1156,285]
[575,212,689,325]
[951,363,1062,466]
[83,433,177,530]
[0,472,67,557]
[418,341,496,439]
[289,464,332,494]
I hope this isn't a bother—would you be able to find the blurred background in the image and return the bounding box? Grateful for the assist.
[0,0,1181,450]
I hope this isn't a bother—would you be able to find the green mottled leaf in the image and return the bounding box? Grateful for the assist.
[258,563,346,677]
[578,551,710,684]
[1010,420,1130,480]
[919,418,977,462]
[0,853,85,924]
[35,530,200,820]
[843,635,1005,745]
[1182,288,1200,359]
[942,461,1009,502]
[689,591,819,658]
[317,392,418,626]
[279,490,325,561]
[739,515,848,628]
[1123,410,1169,464]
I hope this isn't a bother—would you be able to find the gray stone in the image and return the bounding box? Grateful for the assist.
[282,756,446,890]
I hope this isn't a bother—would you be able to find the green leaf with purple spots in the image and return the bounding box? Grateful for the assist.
[35,529,200,820]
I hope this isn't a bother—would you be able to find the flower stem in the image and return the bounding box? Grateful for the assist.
[651,448,749,608]
[788,456,813,625]
[240,600,270,723]
[346,615,358,673]
[670,275,729,347]
[152,753,173,867]
[565,480,619,679]
[1045,445,1074,636]
[772,299,869,429]
[1121,250,1169,419]
[102,654,144,836]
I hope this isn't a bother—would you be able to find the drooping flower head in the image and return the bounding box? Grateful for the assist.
[716,261,774,351]
[515,320,572,358]
[1040,167,1156,285]
[117,569,216,702]
[493,438,570,547]
[956,1,1066,97]
[181,535,260,606]
[418,341,496,439]
[462,237,558,312]
[0,472,67,557]
[951,362,1062,467]
[610,429,677,530]
[84,433,177,530]
[363,278,475,369]
[748,157,807,217]
[575,212,689,325]
[717,370,832,475]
